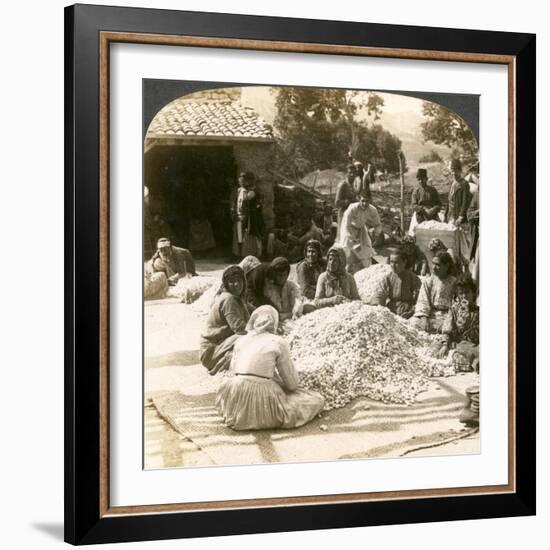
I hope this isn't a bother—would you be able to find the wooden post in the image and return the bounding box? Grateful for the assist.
[399,153,405,235]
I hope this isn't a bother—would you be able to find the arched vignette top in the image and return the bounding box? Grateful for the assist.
[143,79,479,144]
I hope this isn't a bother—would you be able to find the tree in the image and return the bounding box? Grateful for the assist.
[421,102,479,166]
[272,87,404,179]
[418,149,443,163]
[273,87,345,175]
[341,91,385,157]
[366,124,407,174]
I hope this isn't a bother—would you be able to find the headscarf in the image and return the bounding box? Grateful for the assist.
[324,246,348,293]
[239,255,261,276]
[245,263,270,301]
[245,305,279,335]
[432,250,453,279]
[245,258,289,309]
[266,257,290,283]
[326,246,347,277]
[303,239,323,265]
[217,265,246,298]
[428,238,446,252]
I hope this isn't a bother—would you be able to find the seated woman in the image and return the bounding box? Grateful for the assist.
[427,237,461,275]
[412,251,457,333]
[200,265,250,376]
[369,249,421,318]
[312,246,360,310]
[143,259,168,300]
[246,257,301,321]
[238,255,261,277]
[401,234,428,275]
[436,273,480,371]
[216,305,325,431]
[296,239,326,301]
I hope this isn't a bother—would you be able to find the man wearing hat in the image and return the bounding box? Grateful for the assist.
[446,159,471,226]
[411,168,441,222]
[150,237,197,286]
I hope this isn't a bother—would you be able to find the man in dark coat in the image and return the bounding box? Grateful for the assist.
[411,168,441,223]
[335,164,357,240]
[446,159,471,226]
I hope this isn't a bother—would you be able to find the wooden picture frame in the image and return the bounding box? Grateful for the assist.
[65,4,536,545]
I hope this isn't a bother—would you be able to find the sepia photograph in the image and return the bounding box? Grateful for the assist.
[143,82,481,469]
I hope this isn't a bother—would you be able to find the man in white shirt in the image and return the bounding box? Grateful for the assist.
[361,194,383,247]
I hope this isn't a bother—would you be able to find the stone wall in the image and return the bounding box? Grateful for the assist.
[233,142,275,230]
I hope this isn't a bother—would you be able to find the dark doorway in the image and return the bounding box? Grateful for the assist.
[144,145,236,256]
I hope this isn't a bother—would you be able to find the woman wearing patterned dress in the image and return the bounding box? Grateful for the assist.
[437,273,480,371]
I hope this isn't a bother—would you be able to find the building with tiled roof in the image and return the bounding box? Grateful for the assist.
[144,87,276,254]
[146,100,273,143]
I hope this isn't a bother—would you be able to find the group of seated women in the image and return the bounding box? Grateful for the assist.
[199,240,479,431]
[200,263,325,430]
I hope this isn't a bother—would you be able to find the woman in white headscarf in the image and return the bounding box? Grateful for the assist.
[216,305,325,431]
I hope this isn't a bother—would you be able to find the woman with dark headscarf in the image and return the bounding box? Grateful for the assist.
[296,239,326,300]
[313,246,360,309]
[427,237,461,275]
[216,306,325,430]
[246,257,301,321]
[200,265,250,375]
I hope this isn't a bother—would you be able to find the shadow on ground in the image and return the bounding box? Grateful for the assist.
[31,523,64,542]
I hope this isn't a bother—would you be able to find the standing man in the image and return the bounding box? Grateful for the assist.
[409,168,441,234]
[232,171,264,259]
[446,159,471,226]
[335,164,357,240]
[338,191,381,273]
[467,180,480,287]
[363,158,376,194]
[353,160,375,200]
[352,161,366,197]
